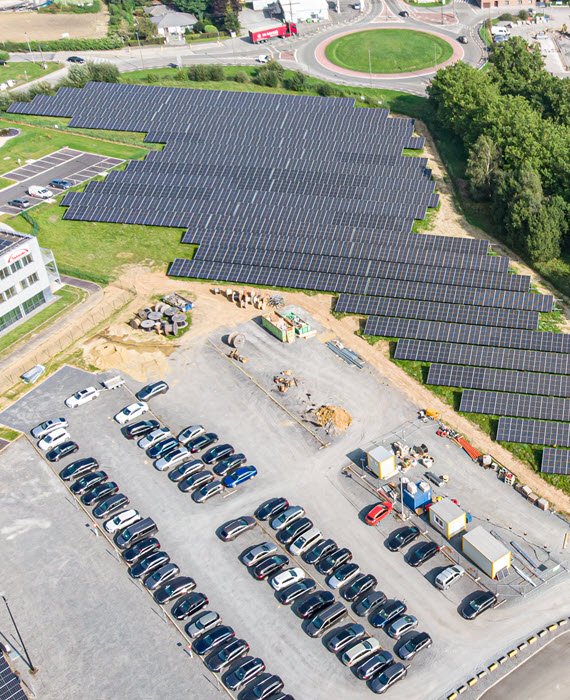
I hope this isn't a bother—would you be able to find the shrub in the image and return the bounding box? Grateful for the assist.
[174,69,188,81]
[518,9,529,19]
[316,83,334,97]
[0,36,123,52]
[204,24,217,33]
[284,70,306,91]
[145,72,159,83]
[0,50,9,61]
[187,64,210,81]
[233,70,248,83]
[253,70,280,87]
[499,12,513,21]
[207,64,224,81]
[193,20,206,32]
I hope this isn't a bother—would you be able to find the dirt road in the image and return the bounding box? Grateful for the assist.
[0,7,108,42]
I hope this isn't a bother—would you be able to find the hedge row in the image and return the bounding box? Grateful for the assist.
[1,35,123,53]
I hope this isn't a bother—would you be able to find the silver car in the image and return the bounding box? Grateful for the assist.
[178,425,205,445]
[270,505,305,531]
[144,563,180,590]
[241,542,277,567]
[138,427,172,450]
[186,611,222,638]
[192,481,223,503]
[154,447,189,472]
[386,615,418,640]
[31,417,68,439]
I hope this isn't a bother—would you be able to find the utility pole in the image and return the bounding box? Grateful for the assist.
[230,31,236,65]
[368,48,372,90]
[24,32,34,63]
[135,31,144,69]
[1,595,37,674]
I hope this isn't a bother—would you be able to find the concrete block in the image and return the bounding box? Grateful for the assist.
[558,619,568,626]
[528,636,538,644]
[538,630,548,637]
[518,642,527,651]
[467,678,478,686]
[448,694,458,700]
[527,492,539,505]
[498,656,508,664]
[488,663,499,671]
[477,671,487,679]
[547,623,558,631]
[536,498,549,511]
[458,686,467,694]
[508,649,518,657]
[521,485,532,496]
[514,482,526,494]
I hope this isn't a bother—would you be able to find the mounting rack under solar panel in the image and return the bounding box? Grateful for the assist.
[496,417,570,447]
[460,389,570,422]
[541,448,570,475]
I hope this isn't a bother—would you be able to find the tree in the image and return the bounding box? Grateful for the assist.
[211,0,239,18]
[223,4,240,33]
[466,134,501,200]
[134,16,157,40]
[172,0,208,20]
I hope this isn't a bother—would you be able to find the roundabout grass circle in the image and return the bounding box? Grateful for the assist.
[325,28,454,74]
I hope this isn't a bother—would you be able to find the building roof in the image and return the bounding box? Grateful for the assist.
[144,3,171,16]
[430,498,465,523]
[368,445,393,462]
[463,526,510,561]
[150,11,197,28]
[0,222,31,255]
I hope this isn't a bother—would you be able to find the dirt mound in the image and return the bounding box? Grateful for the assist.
[312,405,352,432]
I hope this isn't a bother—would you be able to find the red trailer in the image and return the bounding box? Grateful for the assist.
[248,22,298,43]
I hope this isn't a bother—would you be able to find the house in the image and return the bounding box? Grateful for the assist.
[144,4,197,38]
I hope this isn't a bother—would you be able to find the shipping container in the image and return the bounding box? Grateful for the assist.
[462,526,511,579]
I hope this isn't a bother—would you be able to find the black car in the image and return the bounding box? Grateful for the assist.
[213,453,247,476]
[387,526,421,552]
[241,674,283,700]
[81,481,118,506]
[458,35,468,44]
[252,554,289,580]
[49,178,73,190]
[193,625,234,655]
[297,591,335,619]
[317,547,352,575]
[224,656,265,691]
[304,538,338,565]
[67,55,85,63]
[354,590,387,618]
[408,541,440,567]
[154,576,196,605]
[341,573,377,602]
[147,437,179,460]
[399,9,409,16]
[178,470,213,492]
[70,470,108,495]
[254,497,289,521]
[172,592,208,620]
[122,537,160,564]
[277,578,316,605]
[397,631,432,660]
[187,432,219,453]
[326,623,366,653]
[129,550,170,578]
[202,443,234,465]
[59,457,98,481]
[369,662,407,694]
[371,600,407,628]
[169,459,204,483]
[276,517,313,545]
[462,591,497,620]
[136,381,169,402]
[355,650,394,681]
[205,638,249,673]
[46,440,79,462]
[92,493,129,518]
[122,419,159,440]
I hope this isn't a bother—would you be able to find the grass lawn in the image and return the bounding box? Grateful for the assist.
[0,177,13,189]
[0,426,20,440]
[0,285,87,359]
[0,61,61,85]
[325,29,453,74]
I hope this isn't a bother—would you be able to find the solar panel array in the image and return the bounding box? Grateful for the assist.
[0,656,27,700]
[541,448,570,475]
[497,417,570,448]
[10,81,567,451]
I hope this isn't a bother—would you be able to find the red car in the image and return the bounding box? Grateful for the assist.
[365,501,393,526]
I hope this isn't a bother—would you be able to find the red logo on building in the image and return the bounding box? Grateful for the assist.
[7,247,30,264]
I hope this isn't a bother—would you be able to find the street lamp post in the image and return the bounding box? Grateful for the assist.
[368,48,372,90]
[24,32,34,64]
[1,595,37,674]
[135,31,144,70]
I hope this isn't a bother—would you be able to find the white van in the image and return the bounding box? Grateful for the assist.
[491,25,510,37]
[27,185,53,199]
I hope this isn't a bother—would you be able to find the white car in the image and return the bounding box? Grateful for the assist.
[186,611,221,638]
[257,54,270,63]
[38,427,70,451]
[241,542,278,567]
[178,425,205,445]
[27,185,53,199]
[114,401,149,424]
[65,387,100,408]
[31,417,68,439]
[341,637,381,667]
[270,567,305,591]
[154,448,189,471]
[104,509,141,534]
[435,564,465,590]
[138,427,171,449]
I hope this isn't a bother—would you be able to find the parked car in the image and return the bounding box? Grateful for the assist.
[341,573,377,602]
[241,542,277,567]
[27,185,53,199]
[270,567,305,591]
[38,427,70,451]
[129,551,170,579]
[193,625,234,655]
[252,554,289,580]
[354,590,387,618]
[371,600,407,628]
[103,509,140,534]
[8,198,31,209]
[178,425,205,445]
[138,427,172,450]
[81,481,118,506]
[65,387,99,408]
[32,417,68,439]
[365,501,393,526]
[59,457,97,481]
[341,637,381,667]
[154,447,189,471]
[67,55,85,63]
[271,505,305,531]
[277,517,313,545]
[178,470,214,493]
[408,541,440,567]
[435,565,465,590]
[306,601,347,638]
[297,591,334,619]
[213,453,247,476]
[224,657,265,691]
[304,538,337,565]
[136,380,168,401]
[168,459,204,482]
[355,650,394,681]
[187,432,219,453]
[116,517,156,549]
[369,662,407,694]
[93,493,129,518]
[144,563,180,590]
[387,525,421,552]
[255,496,288,521]
[397,631,432,660]
[277,578,316,605]
[70,471,108,495]
[317,547,352,576]
[172,592,208,620]
[241,674,283,700]
[122,537,160,565]
[461,590,497,620]
[114,402,149,424]
[46,440,79,462]
[147,437,179,460]
[192,480,223,502]
[222,465,257,489]
[122,419,159,440]
[49,178,73,189]
[219,516,256,541]
[205,638,249,673]
[203,443,234,465]
[326,623,366,653]
[186,611,222,638]
[386,614,418,639]
[289,527,322,557]
[154,576,196,605]
[328,562,360,590]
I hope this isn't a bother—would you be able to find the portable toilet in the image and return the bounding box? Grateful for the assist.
[367,446,397,479]
[462,526,511,579]
[429,498,467,539]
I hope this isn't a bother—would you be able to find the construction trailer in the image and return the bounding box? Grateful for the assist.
[261,310,312,343]
[367,446,397,480]
[462,526,511,579]
[403,480,432,511]
[429,498,467,539]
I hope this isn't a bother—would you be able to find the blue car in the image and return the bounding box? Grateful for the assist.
[222,465,257,489]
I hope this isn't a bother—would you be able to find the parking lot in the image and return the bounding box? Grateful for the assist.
[1,306,570,700]
[0,147,123,215]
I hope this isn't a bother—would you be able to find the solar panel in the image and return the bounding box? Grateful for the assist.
[0,656,28,700]
[541,448,570,475]
[497,417,570,447]
[460,389,570,421]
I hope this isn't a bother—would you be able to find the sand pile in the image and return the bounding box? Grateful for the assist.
[312,405,352,432]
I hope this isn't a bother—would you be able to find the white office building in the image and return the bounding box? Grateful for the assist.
[0,222,60,336]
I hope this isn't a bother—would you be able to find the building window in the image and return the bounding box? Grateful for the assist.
[0,306,22,332]
[21,254,32,267]
[10,259,22,273]
[22,290,45,315]
[0,267,10,281]
[20,272,39,290]
[0,285,17,302]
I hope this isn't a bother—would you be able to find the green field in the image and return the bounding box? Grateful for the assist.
[0,61,61,86]
[325,29,453,74]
